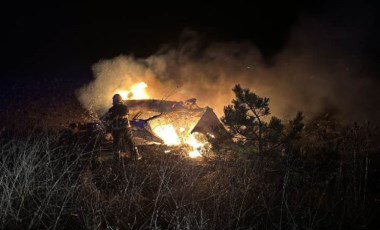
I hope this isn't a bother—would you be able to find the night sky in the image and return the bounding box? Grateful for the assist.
[4,1,376,78]
[1,1,379,110]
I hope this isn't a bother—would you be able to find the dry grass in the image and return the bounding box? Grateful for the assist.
[0,124,379,229]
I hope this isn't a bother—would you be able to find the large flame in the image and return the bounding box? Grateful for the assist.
[152,124,206,158]
[115,81,207,158]
[185,134,204,158]
[116,82,149,100]
[188,150,202,158]
[152,124,181,146]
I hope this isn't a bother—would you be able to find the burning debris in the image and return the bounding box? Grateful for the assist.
[125,98,225,158]
[64,97,225,159]
[73,81,227,158]
[106,82,228,158]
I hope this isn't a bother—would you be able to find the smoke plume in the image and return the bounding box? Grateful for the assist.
[77,13,378,123]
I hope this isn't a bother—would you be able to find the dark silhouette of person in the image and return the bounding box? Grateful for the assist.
[104,94,139,161]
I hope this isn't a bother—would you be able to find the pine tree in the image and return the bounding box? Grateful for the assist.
[222,84,303,155]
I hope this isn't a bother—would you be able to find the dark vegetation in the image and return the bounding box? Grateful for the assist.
[0,84,379,229]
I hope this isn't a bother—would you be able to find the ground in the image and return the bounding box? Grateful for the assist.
[0,79,379,229]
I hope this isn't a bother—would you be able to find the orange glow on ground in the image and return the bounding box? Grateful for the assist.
[185,133,204,158]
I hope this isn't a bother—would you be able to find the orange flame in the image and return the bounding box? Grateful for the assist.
[116,82,149,100]
[152,124,206,158]
[152,124,181,146]
[185,133,204,158]
[115,81,207,158]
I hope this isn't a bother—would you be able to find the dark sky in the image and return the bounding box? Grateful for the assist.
[1,0,379,82]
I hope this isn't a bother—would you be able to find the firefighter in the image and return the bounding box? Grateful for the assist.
[104,94,140,161]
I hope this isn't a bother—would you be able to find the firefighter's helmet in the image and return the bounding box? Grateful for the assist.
[112,94,123,105]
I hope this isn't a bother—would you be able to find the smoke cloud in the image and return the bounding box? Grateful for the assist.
[77,13,378,123]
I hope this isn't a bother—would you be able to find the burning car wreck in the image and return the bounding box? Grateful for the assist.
[122,98,226,158]
[64,98,227,159]
[127,99,222,141]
